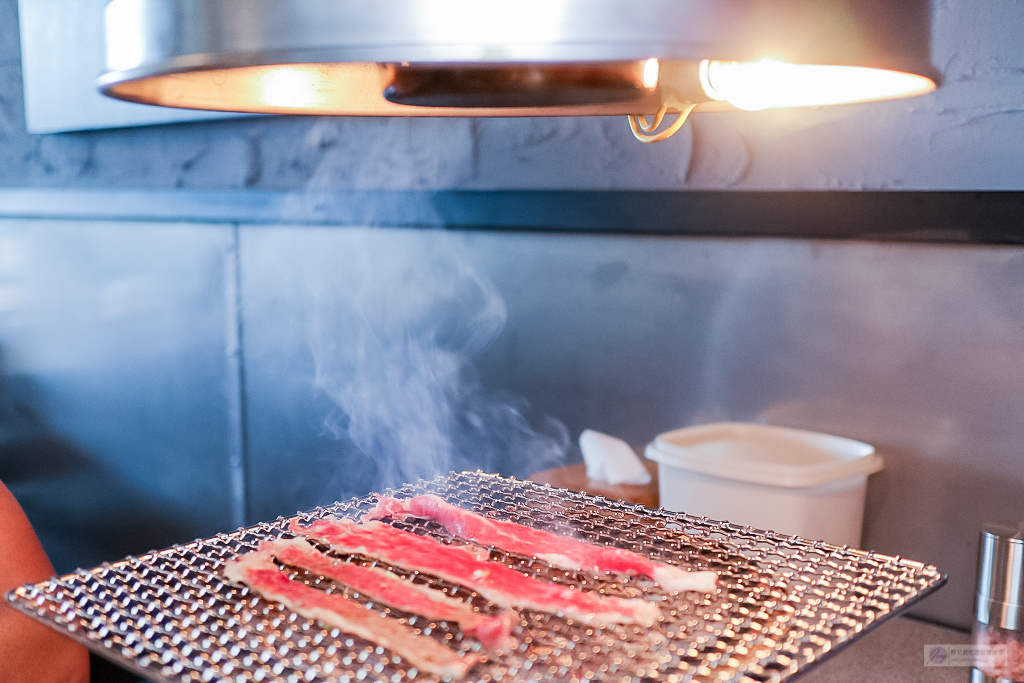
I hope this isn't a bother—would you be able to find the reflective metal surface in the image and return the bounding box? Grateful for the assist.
[9,471,945,683]
[101,0,934,70]
[16,0,243,134]
[98,0,936,116]
[976,523,1024,630]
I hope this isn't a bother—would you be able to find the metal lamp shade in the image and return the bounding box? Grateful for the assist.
[99,0,938,117]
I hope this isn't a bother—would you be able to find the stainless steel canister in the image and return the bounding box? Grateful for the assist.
[972,523,1024,683]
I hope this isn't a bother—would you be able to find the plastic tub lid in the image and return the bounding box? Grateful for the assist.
[645,422,883,489]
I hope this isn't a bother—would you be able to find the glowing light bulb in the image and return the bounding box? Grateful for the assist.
[642,58,660,89]
[699,59,935,111]
[257,67,321,109]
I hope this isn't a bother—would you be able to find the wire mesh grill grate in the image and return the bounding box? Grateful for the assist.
[8,471,944,683]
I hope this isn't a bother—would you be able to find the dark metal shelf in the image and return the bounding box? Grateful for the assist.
[1,188,1022,244]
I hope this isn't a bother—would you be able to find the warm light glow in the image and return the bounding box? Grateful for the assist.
[642,58,660,89]
[257,67,323,109]
[103,63,657,117]
[699,59,935,111]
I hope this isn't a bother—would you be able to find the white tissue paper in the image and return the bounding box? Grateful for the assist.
[579,429,653,485]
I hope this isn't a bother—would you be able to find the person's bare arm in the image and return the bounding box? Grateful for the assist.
[0,481,89,683]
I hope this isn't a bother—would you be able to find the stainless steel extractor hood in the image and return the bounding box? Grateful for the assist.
[99,0,938,142]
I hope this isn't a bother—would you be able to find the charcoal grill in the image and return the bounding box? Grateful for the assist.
[7,471,944,682]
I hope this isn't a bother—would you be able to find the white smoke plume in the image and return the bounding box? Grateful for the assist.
[304,227,568,489]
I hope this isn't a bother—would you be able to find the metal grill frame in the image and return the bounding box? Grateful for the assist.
[7,471,945,683]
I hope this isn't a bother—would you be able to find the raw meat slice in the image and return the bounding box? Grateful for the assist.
[258,537,514,649]
[289,517,661,627]
[365,494,717,593]
[223,549,478,679]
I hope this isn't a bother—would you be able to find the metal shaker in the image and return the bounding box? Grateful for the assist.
[972,523,1024,683]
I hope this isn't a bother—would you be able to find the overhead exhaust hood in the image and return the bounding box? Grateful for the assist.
[99,0,938,143]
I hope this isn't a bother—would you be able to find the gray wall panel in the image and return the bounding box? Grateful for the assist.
[239,226,1023,631]
[239,227,372,522]
[689,240,1024,629]
[0,218,238,572]
[467,232,735,444]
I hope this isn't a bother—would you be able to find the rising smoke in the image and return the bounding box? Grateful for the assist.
[285,118,570,491]
[304,227,568,490]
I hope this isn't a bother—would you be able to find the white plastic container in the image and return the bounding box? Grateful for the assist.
[645,422,883,548]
